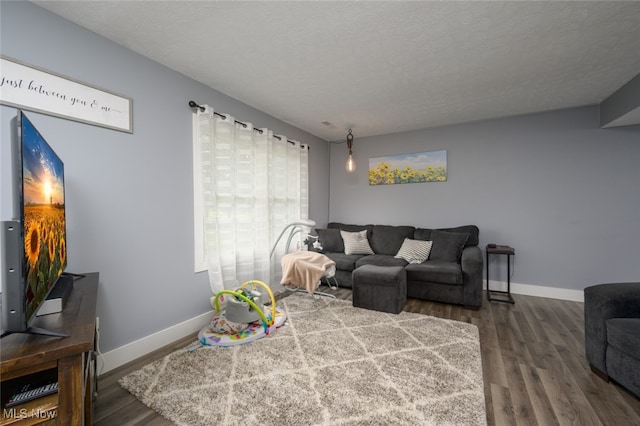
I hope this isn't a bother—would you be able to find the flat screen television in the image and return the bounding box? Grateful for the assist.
[1,111,71,337]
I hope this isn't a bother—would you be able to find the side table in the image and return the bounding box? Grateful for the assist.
[486,245,515,304]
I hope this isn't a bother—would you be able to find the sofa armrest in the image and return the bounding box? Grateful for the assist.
[461,246,483,307]
[584,282,640,373]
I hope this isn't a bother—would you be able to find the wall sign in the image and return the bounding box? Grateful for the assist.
[0,55,133,133]
[369,150,447,186]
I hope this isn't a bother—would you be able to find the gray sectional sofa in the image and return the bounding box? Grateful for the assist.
[584,282,640,398]
[313,223,483,308]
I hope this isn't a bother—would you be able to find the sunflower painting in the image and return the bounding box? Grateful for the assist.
[369,150,447,186]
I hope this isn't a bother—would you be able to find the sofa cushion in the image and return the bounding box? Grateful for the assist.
[355,254,408,268]
[429,230,469,262]
[405,261,463,285]
[315,228,344,253]
[370,225,416,255]
[414,225,479,247]
[395,238,433,264]
[323,252,364,272]
[441,225,479,246]
[341,230,375,255]
[606,318,640,359]
[328,222,374,236]
[414,228,432,241]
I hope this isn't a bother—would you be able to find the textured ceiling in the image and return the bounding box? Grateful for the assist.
[34,1,640,141]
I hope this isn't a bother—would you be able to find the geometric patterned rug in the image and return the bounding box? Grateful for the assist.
[119,293,487,425]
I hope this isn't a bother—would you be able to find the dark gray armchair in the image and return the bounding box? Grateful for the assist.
[584,282,640,398]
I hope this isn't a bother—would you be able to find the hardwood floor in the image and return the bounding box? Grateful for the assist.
[94,289,640,425]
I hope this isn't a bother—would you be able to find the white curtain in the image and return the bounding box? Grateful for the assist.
[193,106,309,295]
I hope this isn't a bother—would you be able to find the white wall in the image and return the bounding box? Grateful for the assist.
[329,106,640,293]
[0,2,329,352]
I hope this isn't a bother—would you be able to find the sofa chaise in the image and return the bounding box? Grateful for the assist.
[313,223,483,309]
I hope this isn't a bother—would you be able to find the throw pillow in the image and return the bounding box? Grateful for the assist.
[340,230,374,255]
[315,228,344,252]
[429,230,469,262]
[394,238,433,264]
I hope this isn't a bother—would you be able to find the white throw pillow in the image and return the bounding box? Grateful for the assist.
[340,230,374,255]
[394,238,433,264]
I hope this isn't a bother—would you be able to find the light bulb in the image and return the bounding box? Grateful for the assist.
[346,153,356,173]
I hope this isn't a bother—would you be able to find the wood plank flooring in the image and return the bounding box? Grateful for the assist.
[94,289,640,425]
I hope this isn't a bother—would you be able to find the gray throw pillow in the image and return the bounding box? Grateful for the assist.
[429,230,469,262]
[315,228,344,252]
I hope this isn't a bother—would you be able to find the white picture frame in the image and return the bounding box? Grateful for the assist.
[0,55,133,133]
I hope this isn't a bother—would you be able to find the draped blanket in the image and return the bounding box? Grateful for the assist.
[280,251,336,293]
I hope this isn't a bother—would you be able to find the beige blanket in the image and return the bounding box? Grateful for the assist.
[280,251,336,294]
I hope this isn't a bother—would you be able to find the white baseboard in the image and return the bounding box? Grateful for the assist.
[484,280,584,303]
[99,310,212,374]
[100,281,584,374]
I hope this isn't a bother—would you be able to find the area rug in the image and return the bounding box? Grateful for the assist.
[119,293,486,425]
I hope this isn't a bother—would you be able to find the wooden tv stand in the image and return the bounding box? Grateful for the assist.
[1,272,98,425]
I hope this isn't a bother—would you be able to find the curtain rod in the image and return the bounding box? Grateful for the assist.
[188,100,306,148]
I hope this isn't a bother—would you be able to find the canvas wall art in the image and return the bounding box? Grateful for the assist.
[1,55,133,133]
[369,150,447,186]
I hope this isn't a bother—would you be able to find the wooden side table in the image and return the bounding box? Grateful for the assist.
[1,272,98,425]
[486,245,515,304]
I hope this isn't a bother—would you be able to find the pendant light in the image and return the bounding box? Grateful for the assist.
[345,129,356,173]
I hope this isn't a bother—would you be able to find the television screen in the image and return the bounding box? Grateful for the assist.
[18,112,67,321]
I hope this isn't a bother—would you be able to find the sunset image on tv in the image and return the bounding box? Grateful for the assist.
[21,117,66,320]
